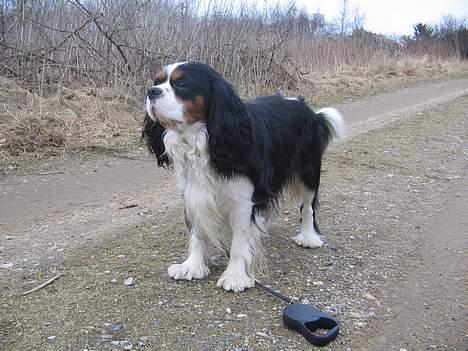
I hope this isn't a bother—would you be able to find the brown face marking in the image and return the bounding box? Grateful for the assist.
[170,68,183,81]
[154,70,167,83]
[182,95,206,124]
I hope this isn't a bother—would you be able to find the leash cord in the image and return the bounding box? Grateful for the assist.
[255,280,295,304]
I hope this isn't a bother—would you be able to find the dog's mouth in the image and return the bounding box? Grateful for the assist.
[146,98,183,129]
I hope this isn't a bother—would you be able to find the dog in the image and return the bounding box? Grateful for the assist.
[143,62,344,292]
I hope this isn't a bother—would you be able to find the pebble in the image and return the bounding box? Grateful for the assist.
[1,263,13,269]
[312,280,324,286]
[364,292,376,300]
[111,278,118,284]
[124,277,135,286]
[270,252,281,259]
[111,323,123,332]
[225,307,232,314]
[47,336,56,340]
[256,332,268,338]
[236,313,247,318]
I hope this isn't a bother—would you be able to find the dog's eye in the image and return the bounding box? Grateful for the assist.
[154,79,162,86]
[174,80,188,89]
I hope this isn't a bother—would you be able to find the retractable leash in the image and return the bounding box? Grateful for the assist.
[255,280,340,347]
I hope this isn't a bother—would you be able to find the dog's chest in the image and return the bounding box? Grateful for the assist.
[164,127,226,221]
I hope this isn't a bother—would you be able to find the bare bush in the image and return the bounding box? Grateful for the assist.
[1,0,464,97]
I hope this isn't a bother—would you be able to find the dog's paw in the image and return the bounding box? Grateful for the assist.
[217,269,255,292]
[168,260,210,281]
[293,233,323,248]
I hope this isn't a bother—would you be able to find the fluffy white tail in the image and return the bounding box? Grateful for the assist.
[317,107,345,140]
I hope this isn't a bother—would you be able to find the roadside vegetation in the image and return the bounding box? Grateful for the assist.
[0,0,466,168]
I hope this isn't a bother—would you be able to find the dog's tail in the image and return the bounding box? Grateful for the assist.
[317,107,345,141]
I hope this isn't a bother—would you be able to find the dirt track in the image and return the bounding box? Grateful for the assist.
[1,80,467,350]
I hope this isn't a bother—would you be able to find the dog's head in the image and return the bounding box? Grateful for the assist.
[144,62,252,176]
[146,62,237,128]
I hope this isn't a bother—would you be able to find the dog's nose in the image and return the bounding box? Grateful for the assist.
[148,87,163,99]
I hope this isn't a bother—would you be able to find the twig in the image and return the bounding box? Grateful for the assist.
[72,0,131,74]
[119,204,138,210]
[24,171,66,176]
[23,274,62,296]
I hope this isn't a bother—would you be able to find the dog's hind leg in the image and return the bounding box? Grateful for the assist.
[293,185,323,248]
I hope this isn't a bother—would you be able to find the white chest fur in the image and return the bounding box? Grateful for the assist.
[163,124,228,246]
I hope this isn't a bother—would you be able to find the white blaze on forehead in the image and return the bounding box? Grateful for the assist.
[164,62,187,81]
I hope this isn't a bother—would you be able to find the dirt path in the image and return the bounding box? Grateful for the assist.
[1,80,467,350]
[354,177,467,350]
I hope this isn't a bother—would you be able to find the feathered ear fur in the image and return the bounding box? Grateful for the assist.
[205,78,253,177]
[142,113,171,168]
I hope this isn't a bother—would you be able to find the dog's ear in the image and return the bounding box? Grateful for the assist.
[205,78,252,177]
[142,113,171,168]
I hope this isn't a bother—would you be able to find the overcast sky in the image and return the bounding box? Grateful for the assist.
[303,0,467,35]
[246,0,467,36]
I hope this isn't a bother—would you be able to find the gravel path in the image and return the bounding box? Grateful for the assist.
[0,81,467,350]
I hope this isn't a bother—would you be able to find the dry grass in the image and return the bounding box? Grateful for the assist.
[1,57,466,172]
[302,57,467,105]
[0,78,143,168]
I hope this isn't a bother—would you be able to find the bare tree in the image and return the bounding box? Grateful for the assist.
[339,0,349,36]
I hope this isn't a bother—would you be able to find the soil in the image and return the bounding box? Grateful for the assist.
[0,80,467,351]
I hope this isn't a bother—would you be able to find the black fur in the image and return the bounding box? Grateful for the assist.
[242,95,332,216]
[142,113,170,168]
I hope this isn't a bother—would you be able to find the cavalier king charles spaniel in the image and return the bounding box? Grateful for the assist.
[143,62,344,292]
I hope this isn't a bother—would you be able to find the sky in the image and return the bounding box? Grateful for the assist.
[247,0,468,36]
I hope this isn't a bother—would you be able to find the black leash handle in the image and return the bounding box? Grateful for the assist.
[255,280,340,347]
[283,303,340,346]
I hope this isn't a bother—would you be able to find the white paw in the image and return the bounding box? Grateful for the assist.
[293,233,323,248]
[217,269,255,292]
[167,260,210,281]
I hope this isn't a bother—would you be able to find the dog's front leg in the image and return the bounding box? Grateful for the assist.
[168,229,210,280]
[217,204,257,292]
